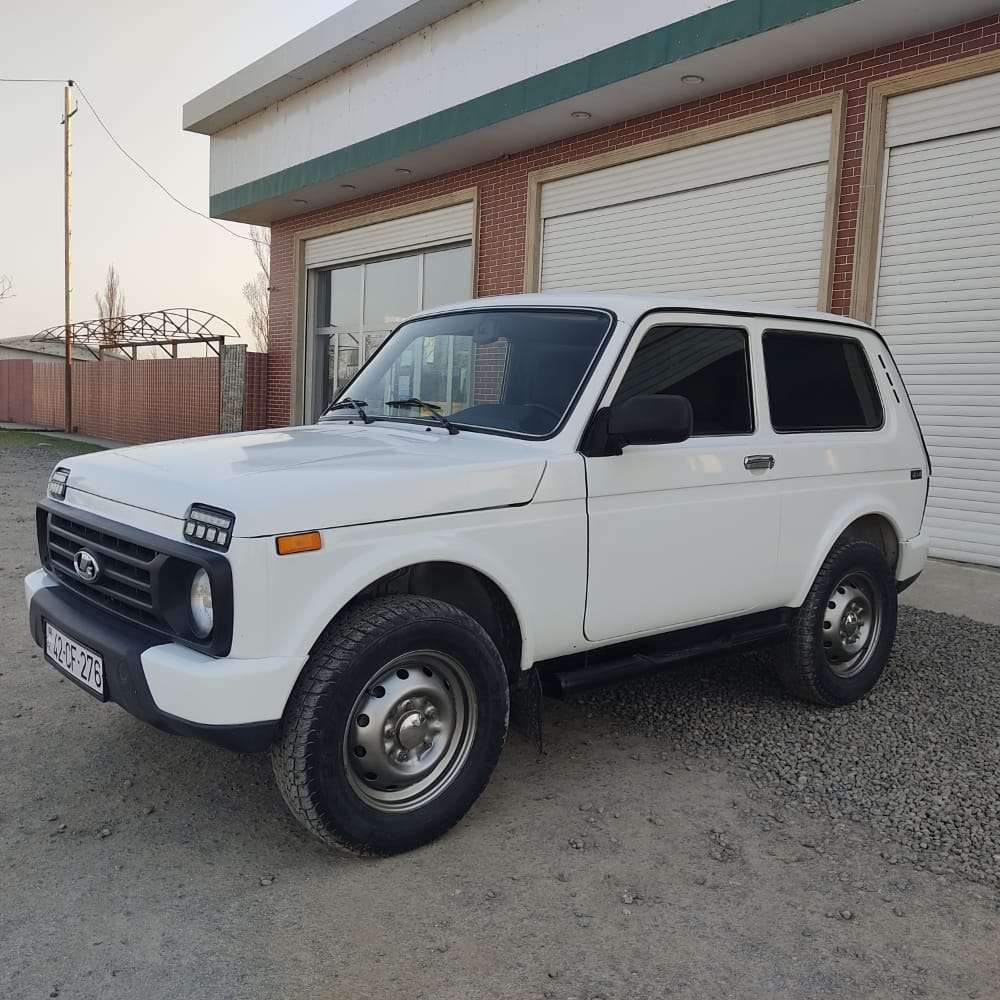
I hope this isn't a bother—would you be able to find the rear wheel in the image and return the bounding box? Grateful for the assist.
[271,596,509,855]
[775,539,897,706]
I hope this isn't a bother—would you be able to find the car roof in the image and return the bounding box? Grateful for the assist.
[415,291,875,332]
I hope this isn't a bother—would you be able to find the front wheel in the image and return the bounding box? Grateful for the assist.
[774,538,897,706]
[271,596,509,855]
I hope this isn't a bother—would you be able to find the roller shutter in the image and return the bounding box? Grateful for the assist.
[304,201,474,269]
[538,114,833,309]
[874,73,1000,567]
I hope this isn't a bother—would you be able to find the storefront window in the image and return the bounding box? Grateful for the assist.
[305,243,472,419]
[363,255,420,331]
[423,245,472,310]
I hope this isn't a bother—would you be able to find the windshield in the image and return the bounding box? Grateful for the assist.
[321,308,612,437]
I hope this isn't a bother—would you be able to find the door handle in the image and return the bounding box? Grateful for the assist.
[744,454,775,471]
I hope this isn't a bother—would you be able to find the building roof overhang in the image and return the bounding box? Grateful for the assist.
[188,0,999,224]
[183,0,477,135]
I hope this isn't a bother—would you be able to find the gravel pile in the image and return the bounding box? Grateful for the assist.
[573,605,1000,886]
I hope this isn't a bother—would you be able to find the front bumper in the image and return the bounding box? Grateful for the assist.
[25,569,304,752]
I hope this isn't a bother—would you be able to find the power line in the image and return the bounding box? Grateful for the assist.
[0,76,258,244]
[72,82,257,243]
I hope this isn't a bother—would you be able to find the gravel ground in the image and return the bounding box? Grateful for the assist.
[3,431,1000,1000]
[575,616,1000,886]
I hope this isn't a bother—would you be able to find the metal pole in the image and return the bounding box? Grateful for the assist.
[63,81,73,432]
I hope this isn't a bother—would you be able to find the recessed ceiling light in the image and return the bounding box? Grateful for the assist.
[681,74,705,85]
[394,167,413,176]
[570,110,592,119]
[291,197,309,205]
[340,183,357,191]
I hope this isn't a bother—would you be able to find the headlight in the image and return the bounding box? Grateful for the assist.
[183,504,235,551]
[189,568,214,638]
[47,467,70,500]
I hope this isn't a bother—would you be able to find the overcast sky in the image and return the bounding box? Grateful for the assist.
[0,0,352,342]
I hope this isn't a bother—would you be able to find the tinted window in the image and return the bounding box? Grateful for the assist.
[613,325,753,436]
[763,331,883,432]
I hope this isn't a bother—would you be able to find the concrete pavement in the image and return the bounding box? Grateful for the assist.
[901,557,1000,626]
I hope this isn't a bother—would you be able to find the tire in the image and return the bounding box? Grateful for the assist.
[271,595,509,855]
[774,538,897,706]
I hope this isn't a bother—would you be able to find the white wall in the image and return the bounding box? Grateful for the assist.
[0,346,90,363]
[209,0,728,195]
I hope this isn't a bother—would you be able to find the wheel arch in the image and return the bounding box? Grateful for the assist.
[792,507,904,607]
[294,547,532,684]
[339,561,525,681]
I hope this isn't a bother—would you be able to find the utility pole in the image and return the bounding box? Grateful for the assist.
[63,80,74,432]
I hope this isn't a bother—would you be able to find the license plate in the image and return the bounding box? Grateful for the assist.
[44,621,106,700]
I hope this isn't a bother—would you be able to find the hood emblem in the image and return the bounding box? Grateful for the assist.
[73,549,101,583]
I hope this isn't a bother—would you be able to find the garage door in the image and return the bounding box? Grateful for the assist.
[538,114,834,308]
[874,73,1000,567]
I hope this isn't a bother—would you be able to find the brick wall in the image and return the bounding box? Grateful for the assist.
[28,363,64,431]
[0,359,33,423]
[243,351,270,431]
[267,12,1000,427]
[0,350,271,444]
[27,356,221,444]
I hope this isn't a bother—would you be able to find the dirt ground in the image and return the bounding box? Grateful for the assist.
[2,433,999,1000]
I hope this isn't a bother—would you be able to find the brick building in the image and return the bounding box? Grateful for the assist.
[185,0,1000,566]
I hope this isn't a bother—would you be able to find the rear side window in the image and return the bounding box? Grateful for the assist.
[613,325,753,436]
[763,331,883,433]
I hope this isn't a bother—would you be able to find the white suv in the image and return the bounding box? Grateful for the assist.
[25,294,930,854]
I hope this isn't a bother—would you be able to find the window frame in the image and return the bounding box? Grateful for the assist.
[762,328,885,435]
[610,322,757,439]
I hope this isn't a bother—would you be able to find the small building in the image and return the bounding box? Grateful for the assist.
[0,335,95,363]
[184,0,1000,567]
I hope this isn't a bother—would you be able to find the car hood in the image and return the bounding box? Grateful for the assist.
[58,423,548,537]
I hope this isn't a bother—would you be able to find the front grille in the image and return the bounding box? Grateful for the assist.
[46,513,161,629]
[37,502,234,656]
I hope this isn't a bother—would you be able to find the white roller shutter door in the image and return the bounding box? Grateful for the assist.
[875,74,1000,567]
[305,201,474,269]
[539,114,833,308]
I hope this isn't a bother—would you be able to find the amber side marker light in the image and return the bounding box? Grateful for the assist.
[276,531,322,556]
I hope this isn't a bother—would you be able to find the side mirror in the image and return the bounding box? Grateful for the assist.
[607,394,693,446]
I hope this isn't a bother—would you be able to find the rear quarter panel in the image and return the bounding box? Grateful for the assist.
[747,321,929,605]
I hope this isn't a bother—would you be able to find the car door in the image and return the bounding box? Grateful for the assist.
[583,314,781,643]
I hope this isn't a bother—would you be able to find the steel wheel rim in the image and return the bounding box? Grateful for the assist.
[820,570,882,678]
[344,650,478,813]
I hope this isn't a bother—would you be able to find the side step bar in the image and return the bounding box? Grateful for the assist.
[538,611,791,698]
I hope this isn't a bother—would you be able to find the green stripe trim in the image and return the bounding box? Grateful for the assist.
[210,0,858,218]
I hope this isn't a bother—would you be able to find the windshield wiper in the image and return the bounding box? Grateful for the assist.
[320,397,372,424]
[386,398,459,435]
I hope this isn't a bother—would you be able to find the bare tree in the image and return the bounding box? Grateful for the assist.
[95,264,127,347]
[0,274,13,302]
[242,226,270,353]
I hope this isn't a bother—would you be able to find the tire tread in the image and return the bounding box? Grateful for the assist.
[271,595,507,854]
[774,539,897,707]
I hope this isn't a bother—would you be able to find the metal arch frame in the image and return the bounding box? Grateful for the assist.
[31,308,240,360]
